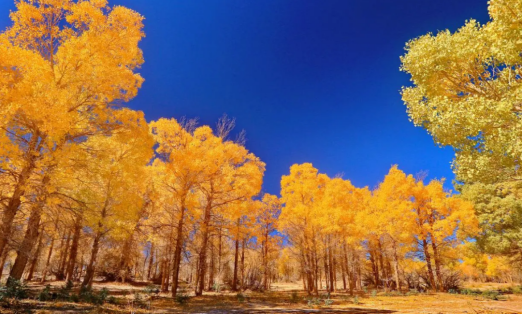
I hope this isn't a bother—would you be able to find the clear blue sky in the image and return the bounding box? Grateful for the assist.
[0,1,489,195]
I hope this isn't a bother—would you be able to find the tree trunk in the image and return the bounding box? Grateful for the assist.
[58,230,72,280]
[323,242,329,291]
[195,201,212,296]
[41,237,54,283]
[378,241,387,291]
[340,247,347,291]
[431,236,444,291]
[232,219,240,291]
[66,216,82,282]
[392,242,401,291]
[0,247,9,282]
[422,239,437,290]
[171,196,187,296]
[0,135,40,258]
[82,197,108,288]
[369,246,379,289]
[82,231,102,287]
[147,242,154,281]
[208,238,215,291]
[328,237,335,292]
[263,231,269,291]
[9,203,43,281]
[240,238,246,291]
[26,228,44,281]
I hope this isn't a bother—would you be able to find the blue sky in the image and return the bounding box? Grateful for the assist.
[0,1,489,195]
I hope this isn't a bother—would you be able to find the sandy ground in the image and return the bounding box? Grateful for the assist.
[3,281,521,313]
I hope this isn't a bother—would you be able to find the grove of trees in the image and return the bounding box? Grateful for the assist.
[0,0,521,299]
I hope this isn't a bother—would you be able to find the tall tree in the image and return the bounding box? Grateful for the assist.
[401,0,522,184]
[0,0,146,266]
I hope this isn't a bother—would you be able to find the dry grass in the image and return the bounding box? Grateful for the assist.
[2,281,522,314]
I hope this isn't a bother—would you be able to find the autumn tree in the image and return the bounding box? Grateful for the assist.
[368,166,416,291]
[401,0,522,185]
[79,112,153,287]
[254,194,281,291]
[412,179,478,290]
[280,163,326,294]
[193,125,265,296]
[0,0,146,281]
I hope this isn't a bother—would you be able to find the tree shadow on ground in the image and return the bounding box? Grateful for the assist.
[164,308,395,314]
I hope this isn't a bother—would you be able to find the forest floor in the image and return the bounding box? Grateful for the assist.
[2,281,522,314]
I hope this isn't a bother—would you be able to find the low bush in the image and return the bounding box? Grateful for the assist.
[0,279,29,311]
[175,289,190,305]
[0,279,29,301]
[290,291,300,303]
[456,288,506,300]
[37,285,52,301]
[306,297,322,307]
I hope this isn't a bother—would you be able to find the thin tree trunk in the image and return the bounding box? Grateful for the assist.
[431,236,444,291]
[26,228,44,281]
[41,237,54,283]
[378,240,387,291]
[423,239,437,290]
[328,237,335,292]
[0,248,9,283]
[58,230,72,280]
[82,196,108,288]
[232,219,240,291]
[65,216,82,282]
[195,200,212,296]
[240,238,246,291]
[340,247,347,291]
[344,245,354,295]
[147,242,154,281]
[392,242,401,291]
[171,196,187,296]
[82,231,102,288]
[208,239,215,291]
[263,231,269,291]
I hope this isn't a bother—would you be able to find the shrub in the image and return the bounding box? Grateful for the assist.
[144,284,159,295]
[37,285,52,301]
[0,279,29,311]
[236,293,245,302]
[406,289,419,296]
[57,280,74,300]
[0,279,29,301]
[175,289,190,305]
[440,271,462,291]
[371,290,377,297]
[324,298,334,306]
[78,286,109,305]
[107,296,117,305]
[501,285,522,295]
[353,296,360,305]
[212,283,222,293]
[457,288,506,301]
[459,288,481,296]
[481,290,505,301]
[290,291,300,303]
